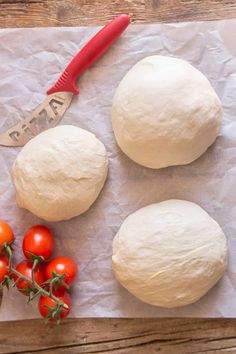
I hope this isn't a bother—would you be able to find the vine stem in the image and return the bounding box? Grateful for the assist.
[4,243,12,258]
[49,277,57,297]
[9,267,69,310]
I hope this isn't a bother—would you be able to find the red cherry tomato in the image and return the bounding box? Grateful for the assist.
[38,289,72,322]
[45,256,78,288]
[0,254,10,283]
[14,260,45,295]
[0,220,14,250]
[23,225,54,260]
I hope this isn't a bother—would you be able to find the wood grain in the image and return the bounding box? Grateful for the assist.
[1,318,236,353]
[0,0,236,27]
[1,1,236,354]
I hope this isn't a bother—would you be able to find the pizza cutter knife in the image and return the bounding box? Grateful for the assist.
[0,14,130,147]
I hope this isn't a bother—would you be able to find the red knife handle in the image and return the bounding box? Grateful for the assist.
[47,14,130,95]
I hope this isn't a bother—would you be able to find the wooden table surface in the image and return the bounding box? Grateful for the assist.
[0,1,236,353]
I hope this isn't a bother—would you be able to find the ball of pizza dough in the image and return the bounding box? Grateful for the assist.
[12,125,108,222]
[112,56,222,169]
[112,200,227,308]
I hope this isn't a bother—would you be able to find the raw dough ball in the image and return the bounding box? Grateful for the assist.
[112,56,222,169]
[112,200,227,308]
[12,125,108,222]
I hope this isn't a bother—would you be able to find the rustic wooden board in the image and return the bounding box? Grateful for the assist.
[1,318,236,353]
[1,1,236,353]
[0,0,236,27]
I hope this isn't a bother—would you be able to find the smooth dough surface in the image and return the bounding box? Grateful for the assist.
[12,125,108,222]
[112,200,227,308]
[112,55,223,169]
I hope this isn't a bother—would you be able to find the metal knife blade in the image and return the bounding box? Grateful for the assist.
[0,92,73,147]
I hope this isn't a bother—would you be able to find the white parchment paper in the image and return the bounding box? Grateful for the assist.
[0,19,236,320]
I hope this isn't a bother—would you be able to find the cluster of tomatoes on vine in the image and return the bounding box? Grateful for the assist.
[0,220,78,323]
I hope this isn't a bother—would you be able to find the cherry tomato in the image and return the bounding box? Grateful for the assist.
[0,254,10,283]
[14,260,45,295]
[45,256,78,288]
[0,220,14,250]
[38,289,72,322]
[23,225,54,260]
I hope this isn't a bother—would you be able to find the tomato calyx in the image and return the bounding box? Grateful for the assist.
[18,284,38,297]
[43,303,64,325]
[45,271,69,291]
[2,274,14,289]
[24,252,45,264]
